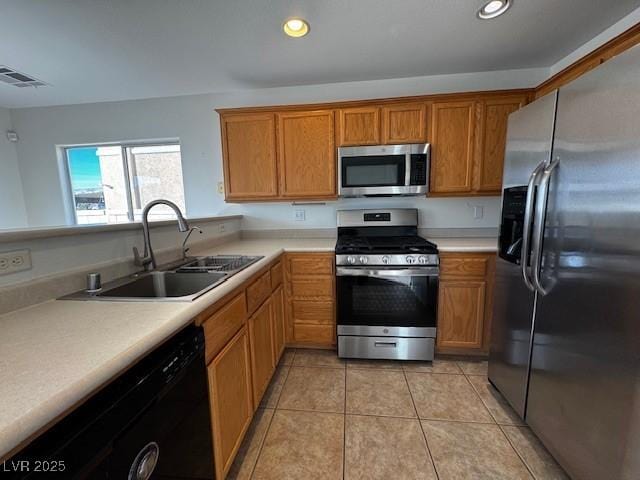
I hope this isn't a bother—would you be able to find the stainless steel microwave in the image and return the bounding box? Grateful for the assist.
[338,143,430,197]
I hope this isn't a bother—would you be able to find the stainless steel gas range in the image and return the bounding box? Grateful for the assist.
[335,209,439,361]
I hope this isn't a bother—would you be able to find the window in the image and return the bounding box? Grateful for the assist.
[65,142,186,225]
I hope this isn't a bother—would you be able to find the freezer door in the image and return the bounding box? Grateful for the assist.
[488,92,557,418]
[527,45,640,480]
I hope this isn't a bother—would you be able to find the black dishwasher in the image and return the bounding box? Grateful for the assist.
[5,325,214,479]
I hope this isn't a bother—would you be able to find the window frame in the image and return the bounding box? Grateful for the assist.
[62,139,182,225]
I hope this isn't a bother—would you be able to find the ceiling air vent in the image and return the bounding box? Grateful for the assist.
[0,66,47,88]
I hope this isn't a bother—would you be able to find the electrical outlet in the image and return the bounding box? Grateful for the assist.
[473,205,484,219]
[217,182,224,194]
[0,249,32,276]
[219,223,226,233]
[294,209,306,222]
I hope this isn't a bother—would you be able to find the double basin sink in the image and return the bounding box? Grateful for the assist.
[64,255,263,302]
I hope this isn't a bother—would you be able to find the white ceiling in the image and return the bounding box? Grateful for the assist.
[1,0,639,108]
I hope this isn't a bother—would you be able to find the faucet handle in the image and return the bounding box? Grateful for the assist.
[133,246,142,266]
[133,246,151,268]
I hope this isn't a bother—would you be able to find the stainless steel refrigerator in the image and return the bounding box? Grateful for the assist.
[489,44,640,480]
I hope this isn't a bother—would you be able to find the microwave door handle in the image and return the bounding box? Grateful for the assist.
[531,158,559,296]
[405,153,411,186]
[520,162,545,291]
[336,267,439,277]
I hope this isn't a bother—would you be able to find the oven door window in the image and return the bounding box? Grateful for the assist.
[341,155,406,187]
[337,274,437,328]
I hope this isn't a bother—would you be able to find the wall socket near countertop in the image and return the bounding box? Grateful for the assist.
[294,209,306,221]
[0,249,32,276]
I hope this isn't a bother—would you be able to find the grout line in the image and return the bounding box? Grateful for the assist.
[289,364,346,370]
[465,373,502,425]
[249,354,294,479]
[497,424,537,480]
[343,361,347,480]
[460,372,496,424]
[402,368,440,480]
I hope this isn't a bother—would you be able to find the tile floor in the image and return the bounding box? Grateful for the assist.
[227,349,568,480]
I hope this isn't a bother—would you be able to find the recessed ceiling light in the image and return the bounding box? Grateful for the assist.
[283,18,309,38]
[477,0,511,19]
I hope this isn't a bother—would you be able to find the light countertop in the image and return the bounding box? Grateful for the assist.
[0,236,494,461]
[431,237,497,252]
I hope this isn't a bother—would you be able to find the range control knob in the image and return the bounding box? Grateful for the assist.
[406,256,416,264]
[347,256,357,265]
[418,256,428,264]
[359,256,369,265]
[381,255,391,265]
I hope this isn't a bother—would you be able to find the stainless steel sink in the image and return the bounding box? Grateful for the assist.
[61,255,264,302]
[95,271,228,300]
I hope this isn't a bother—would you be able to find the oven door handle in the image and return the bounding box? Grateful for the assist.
[336,267,439,277]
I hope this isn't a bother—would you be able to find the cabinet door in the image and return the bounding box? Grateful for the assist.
[248,297,275,406]
[277,110,336,198]
[271,286,286,363]
[381,103,427,144]
[208,327,253,480]
[437,280,486,350]
[476,96,526,192]
[221,113,278,199]
[429,101,476,194]
[337,107,380,146]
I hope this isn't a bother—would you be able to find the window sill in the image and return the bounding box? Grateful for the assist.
[0,215,242,243]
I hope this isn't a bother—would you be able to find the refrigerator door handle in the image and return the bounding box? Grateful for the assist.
[532,158,560,295]
[521,162,546,291]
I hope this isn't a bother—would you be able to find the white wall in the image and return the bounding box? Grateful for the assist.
[237,197,501,232]
[0,107,27,228]
[10,66,547,231]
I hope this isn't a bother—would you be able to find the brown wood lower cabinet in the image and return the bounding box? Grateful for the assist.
[207,326,253,480]
[285,252,336,347]
[436,252,496,355]
[271,285,286,362]
[248,297,275,406]
[204,256,284,479]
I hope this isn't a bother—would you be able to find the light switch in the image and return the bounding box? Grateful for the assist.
[473,205,484,219]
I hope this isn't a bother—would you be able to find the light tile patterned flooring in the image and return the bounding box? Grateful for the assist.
[228,349,568,480]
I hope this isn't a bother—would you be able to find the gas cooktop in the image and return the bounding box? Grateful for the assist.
[335,235,438,255]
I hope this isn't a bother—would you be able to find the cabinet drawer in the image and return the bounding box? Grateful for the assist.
[291,277,334,298]
[204,293,247,363]
[294,324,335,345]
[246,271,272,314]
[292,300,334,325]
[288,255,334,276]
[270,261,283,290]
[440,256,488,278]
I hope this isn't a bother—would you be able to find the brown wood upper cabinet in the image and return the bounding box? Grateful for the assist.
[277,110,336,198]
[475,95,527,193]
[337,106,380,146]
[381,103,427,144]
[219,89,529,200]
[429,100,477,194]
[429,94,528,195]
[221,113,278,200]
